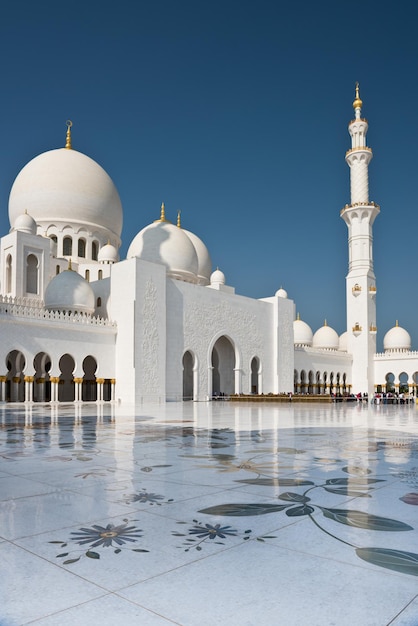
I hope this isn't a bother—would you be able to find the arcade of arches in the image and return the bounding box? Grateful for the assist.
[294,369,418,396]
[1,350,115,403]
[183,336,262,400]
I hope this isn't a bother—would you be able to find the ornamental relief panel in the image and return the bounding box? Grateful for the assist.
[142,279,159,393]
[184,300,263,390]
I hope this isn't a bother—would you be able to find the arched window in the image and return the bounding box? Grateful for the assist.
[92,241,98,261]
[78,238,86,258]
[6,254,12,293]
[63,236,72,256]
[56,265,60,275]
[98,269,103,280]
[26,254,38,294]
[85,269,90,281]
[97,297,102,307]
[50,235,57,243]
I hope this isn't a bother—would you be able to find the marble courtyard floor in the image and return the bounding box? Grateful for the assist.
[2,401,418,625]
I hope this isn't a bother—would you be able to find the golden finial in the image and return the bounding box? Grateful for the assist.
[177,210,181,228]
[324,319,328,326]
[396,320,399,327]
[68,258,72,271]
[352,82,363,110]
[65,120,73,149]
[297,312,300,320]
[154,202,171,223]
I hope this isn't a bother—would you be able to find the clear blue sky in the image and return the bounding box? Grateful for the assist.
[0,1,417,350]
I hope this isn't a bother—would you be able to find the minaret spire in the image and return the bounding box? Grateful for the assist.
[352,82,363,119]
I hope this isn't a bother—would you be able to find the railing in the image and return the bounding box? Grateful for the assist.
[0,294,116,328]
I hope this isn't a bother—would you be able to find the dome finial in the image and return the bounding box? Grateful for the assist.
[396,319,399,327]
[177,210,181,228]
[65,120,73,149]
[154,202,172,224]
[352,82,363,110]
[68,258,72,271]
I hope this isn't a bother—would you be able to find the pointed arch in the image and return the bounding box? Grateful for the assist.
[210,335,236,398]
[182,350,195,401]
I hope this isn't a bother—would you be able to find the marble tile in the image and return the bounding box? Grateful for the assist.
[0,541,105,624]
[28,595,176,625]
[119,540,418,626]
[2,402,418,625]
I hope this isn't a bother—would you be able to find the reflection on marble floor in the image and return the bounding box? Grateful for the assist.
[2,402,418,625]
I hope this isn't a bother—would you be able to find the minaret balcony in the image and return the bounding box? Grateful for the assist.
[352,323,362,337]
[345,146,372,157]
[369,285,377,296]
[352,284,362,296]
[369,324,377,335]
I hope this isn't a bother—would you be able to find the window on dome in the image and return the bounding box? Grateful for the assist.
[56,265,60,275]
[97,297,102,307]
[92,241,98,261]
[63,237,72,256]
[26,254,38,294]
[78,239,86,258]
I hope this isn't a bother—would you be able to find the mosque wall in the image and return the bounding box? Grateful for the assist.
[166,280,275,400]
[374,354,418,391]
[294,347,352,393]
[0,313,116,379]
[111,257,167,404]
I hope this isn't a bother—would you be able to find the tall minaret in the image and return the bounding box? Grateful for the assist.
[340,84,380,398]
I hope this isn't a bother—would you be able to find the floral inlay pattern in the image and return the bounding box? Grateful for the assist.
[42,420,418,576]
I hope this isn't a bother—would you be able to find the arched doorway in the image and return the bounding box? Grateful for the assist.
[59,354,75,402]
[6,350,26,402]
[212,336,235,398]
[183,351,194,400]
[33,352,51,402]
[399,372,409,396]
[385,372,395,394]
[250,357,260,394]
[82,356,97,401]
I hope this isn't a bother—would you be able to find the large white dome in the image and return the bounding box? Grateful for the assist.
[127,219,199,283]
[383,322,411,353]
[44,270,95,314]
[9,148,123,239]
[313,322,339,350]
[183,229,212,285]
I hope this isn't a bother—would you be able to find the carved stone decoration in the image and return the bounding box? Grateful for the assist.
[142,279,159,394]
[184,299,263,393]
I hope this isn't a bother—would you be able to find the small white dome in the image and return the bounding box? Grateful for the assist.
[12,211,37,235]
[98,242,118,263]
[339,331,348,352]
[293,317,313,346]
[275,287,288,298]
[383,322,411,352]
[210,268,225,286]
[127,219,199,283]
[44,270,95,314]
[313,322,339,350]
[183,229,212,285]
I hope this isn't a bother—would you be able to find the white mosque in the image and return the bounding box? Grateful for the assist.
[0,85,416,404]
